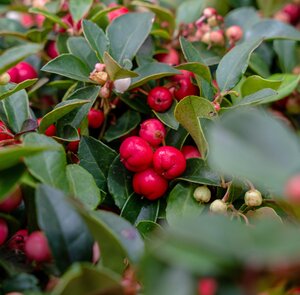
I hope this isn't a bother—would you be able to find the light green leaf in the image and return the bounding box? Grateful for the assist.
[70,0,93,22]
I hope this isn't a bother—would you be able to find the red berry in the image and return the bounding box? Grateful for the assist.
[283,3,300,24]
[147,87,173,112]
[139,119,166,147]
[181,145,201,159]
[203,7,217,18]
[0,121,14,141]
[37,118,56,137]
[133,168,168,200]
[119,136,153,172]
[198,278,218,295]
[0,187,22,213]
[153,146,186,179]
[7,229,28,252]
[155,48,180,66]
[24,231,51,262]
[67,140,80,153]
[171,70,194,82]
[0,219,8,246]
[88,109,105,129]
[225,25,243,42]
[108,4,129,22]
[210,30,225,46]
[14,62,37,83]
[174,78,199,101]
[7,67,19,83]
[284,174,300,203]
[46,41,59,59]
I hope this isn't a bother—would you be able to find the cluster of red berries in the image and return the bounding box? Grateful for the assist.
[7,61,38,84]
[119,118,189,200]
[146,70,199,113]
[0,187,52,263]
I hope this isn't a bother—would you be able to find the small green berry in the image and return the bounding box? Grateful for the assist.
[244,189,262,207]
[209,199,227,214]
[0,73,10,85]
[193,186,211,203]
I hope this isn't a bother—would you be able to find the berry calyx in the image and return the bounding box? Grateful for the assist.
[108,4,129,22]
[133,168,168,200]
[193,186,211,203]
[181,145,201,159]
[88,109,105,129]
[244,189,263,207]
[120,136,153,172]
[225,25,243,42]
[7,229,28,252]
[153,146,186,179]
[24,231,52,262]
[139,118,166,147]
[209,199,227,214]
[174,77,199,101]
[0,187,22,213]
[284,174,300,203]
[0,218,8,246]
[155,48,180,66]
[147,86,173,112]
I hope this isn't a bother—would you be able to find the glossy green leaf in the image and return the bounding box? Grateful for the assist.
[78,136,117,191]
[121,194,160,225]
[0,165,25,201]
[42,54,92,83]
[0,43,42,75]
[69,0,93,22]
[166,182,204,227]
[52,263,123,295]
[165,124,189,149]
[248,52,270,78]
[29,7,68,28]
[175,62,211,82]
[67,37,99,70]
[82,19,109,62]
[36,184,93,273]
[274,40,297,73]
[176,0,205,25]
[24,133,69,192]
[208,108,300,196]
[66,165,102,210]
[177,158,221,186]
[39,99,89,133]
[241,75,282,97]
[119,92,150,114]
[0,146,49,171]
[174,96,216,158]
[153,101,179,130]
[107,155,134,209]
[137,221,162,239]
[107,12,154,65]
[129,62,180,89]
[0,79,37,100]
[104,110,141,142]
[216,38,263,91]
[0,89,31,134]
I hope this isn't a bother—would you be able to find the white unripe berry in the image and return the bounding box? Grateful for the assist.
[209,199,227,214]
[244,189,263,207]
[113,77,131,93]
[193,186,211,203]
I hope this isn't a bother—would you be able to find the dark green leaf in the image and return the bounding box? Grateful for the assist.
[274,40,297,73]
[153,101,179,130]
[69,0,93,22]
[165,124,189,149]
[36,184,93,273]
[0,79,37,101]
[137,221,162,239]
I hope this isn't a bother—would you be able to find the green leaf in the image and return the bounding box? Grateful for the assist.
[240,75,282,97]
[69,0,93,22]
[36,184,93,273]
[179,37,205,64]
[39,99,89,133]
[24,133,69,192]
[256,0,291,17]
[82,19,109,62]
[274,40,297,73]
[103,52,138,81]
[175,62,211,82]
[248,52,270,78]
[0,165,25,201]
[137,221,162,239]
[121,194,160,225]
[153,101,179,130]
[0,43,42,75]
[129,62,180,89]
[104,110,141,142]
[0,89,31,134]
[52,263,123,295]
[107,12,154,65]
[67,37,99,70]
[0,79,37,100]
[0,146,49,171]
[107,155,134,209]
[166,182,204,227]
[177,158,221,186]
[66,165,102,210]
[176,0,205,25]
[29,7,69,28]
[216,38,263,91]
[208,108,300,196]
[78,136,117,191]
[165,125,189,149]
[42,54,92,83]
[174,96,216,158]
[245,20,300,41]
